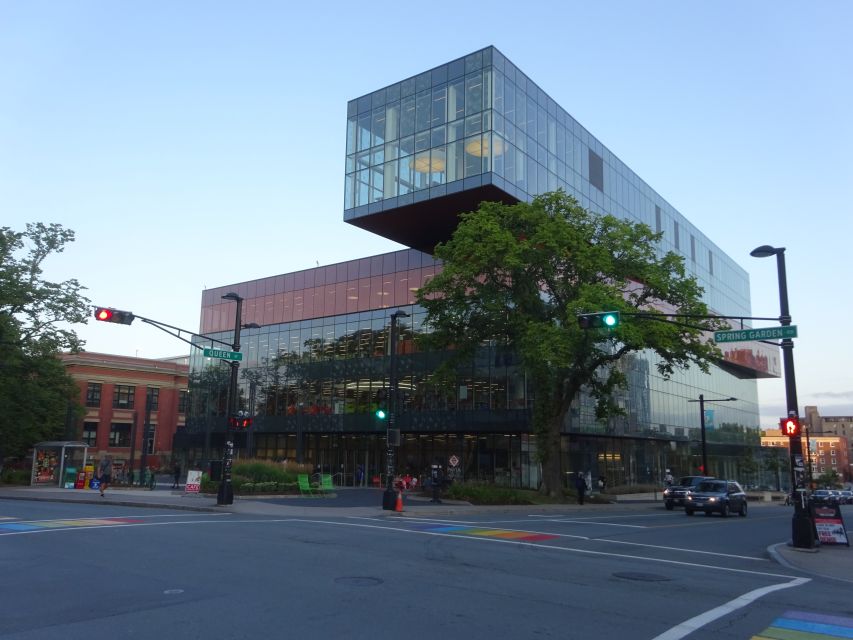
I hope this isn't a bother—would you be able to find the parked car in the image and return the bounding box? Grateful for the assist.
[685,480,748,517]
[663,476,714,510]
[838,490,853,505]
[811,489,839,506]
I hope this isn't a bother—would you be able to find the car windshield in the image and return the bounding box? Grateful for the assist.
[697,481,726,492]
[679,478,698,486]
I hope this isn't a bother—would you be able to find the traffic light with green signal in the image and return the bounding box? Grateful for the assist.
[94,307,135,325]
[375,408,387,420]
[577,311,620,329]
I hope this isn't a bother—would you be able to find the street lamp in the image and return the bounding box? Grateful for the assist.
[383,309,408,510]
[216,293,257,506]
[688,395,736,476]
[750,244,814,548]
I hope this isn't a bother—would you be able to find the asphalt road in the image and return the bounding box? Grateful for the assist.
[1,499,850,640]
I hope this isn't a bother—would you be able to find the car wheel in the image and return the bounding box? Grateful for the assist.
[665,501,674,511]
[739,501,748,517]
[685,509,694,516]
[721,502,730,518]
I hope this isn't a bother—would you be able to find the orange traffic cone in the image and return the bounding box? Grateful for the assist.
[394,490,404,512]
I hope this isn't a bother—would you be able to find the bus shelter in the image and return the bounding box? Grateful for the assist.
[30,441,90,487]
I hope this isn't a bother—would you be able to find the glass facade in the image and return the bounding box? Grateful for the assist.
[344,46,750,321]
[181,48,777,490]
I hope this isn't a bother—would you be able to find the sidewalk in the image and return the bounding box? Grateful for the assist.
[2,485,850,582]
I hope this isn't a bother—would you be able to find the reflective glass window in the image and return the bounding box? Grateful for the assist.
[358,113,371,151]
[399,135,414,158]
[465,73,483,115]
[400,96,415,137]
[385,102,400,141]
[431,87,447,127]
[372,107,386,147]
[448,80,465,120]
[415,90,431,132]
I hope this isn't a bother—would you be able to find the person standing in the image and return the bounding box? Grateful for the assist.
[172,462,181,489]
[574,472,587,505]
[98,455,112,497]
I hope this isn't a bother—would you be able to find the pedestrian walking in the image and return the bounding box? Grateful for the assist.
[98,455,112,497]
[574,472,586,505]
[172,462,181,489]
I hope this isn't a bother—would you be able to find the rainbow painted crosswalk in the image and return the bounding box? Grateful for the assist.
[753,611,853,639]
[410,523,558,542]
[0,517,143,534]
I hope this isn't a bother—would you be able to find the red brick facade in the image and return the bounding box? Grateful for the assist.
[61,352,188,473]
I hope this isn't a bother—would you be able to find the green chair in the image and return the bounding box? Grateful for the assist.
[319,473,335,496]
[298,474,315,497]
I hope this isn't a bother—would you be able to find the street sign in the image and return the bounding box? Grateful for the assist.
[202,347,243,361]
[449,455,460,468]
[714,325,797,343]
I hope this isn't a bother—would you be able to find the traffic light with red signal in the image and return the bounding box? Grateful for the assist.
[780,416,801,437]
[94,307,135,325]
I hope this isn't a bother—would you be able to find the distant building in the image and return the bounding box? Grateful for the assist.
[762,428,850,483]
[61,352,188,476]
[804,406,853,481]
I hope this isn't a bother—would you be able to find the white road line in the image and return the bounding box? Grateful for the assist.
[0,515,794,576]
[549,518,646,528]
[361,516,765,561]
[285,518,803,580]
[651,577,810,640]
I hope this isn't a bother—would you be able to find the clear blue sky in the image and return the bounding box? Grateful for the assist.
[3,1,851,427]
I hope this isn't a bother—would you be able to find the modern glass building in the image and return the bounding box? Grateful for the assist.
[179,47,779,489]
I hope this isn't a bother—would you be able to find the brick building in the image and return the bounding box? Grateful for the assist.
[61,352,188,479]
[762,429,850,483]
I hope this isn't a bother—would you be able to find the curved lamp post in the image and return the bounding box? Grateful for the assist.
[216,293,260,506]
[750,245,814,548]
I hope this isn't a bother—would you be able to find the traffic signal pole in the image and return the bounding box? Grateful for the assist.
[751,245,814,549]
[383,310,408,510]
[217,293,244,506]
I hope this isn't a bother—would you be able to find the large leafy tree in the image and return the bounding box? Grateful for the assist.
[0,223,90,464]
[417,191,727,496]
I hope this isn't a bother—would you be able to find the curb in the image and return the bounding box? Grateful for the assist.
[0,494,221,513]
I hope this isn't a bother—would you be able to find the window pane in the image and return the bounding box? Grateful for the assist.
[431,86,447,127]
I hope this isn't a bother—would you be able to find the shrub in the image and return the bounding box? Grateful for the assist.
[232,460,293,484]
[445,481,534,505]
[1,469,31,485]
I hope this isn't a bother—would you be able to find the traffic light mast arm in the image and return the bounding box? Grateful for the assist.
[136,316,233,350]
[93,306,233,349]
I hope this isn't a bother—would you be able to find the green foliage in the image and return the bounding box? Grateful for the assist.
[416,192,725,496]
[815,470,842,489]
[445,481,535,505]
[199,459,304,494]
[1,469,31,485]
[232,459,295,484]
[0,224,90,465]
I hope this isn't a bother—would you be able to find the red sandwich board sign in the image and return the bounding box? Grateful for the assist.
[810,502,850,546]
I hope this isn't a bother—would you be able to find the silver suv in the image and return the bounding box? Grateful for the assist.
[663,476,714,510]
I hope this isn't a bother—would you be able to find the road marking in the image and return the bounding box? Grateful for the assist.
[549,518,646,528]
[651,578,810,640]
[379,516,766,561]
[754,610,853,639]
[287,518,804,580]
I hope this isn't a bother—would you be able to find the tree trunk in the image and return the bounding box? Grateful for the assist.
[539,415,564,497]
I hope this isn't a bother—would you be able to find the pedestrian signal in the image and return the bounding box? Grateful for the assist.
[780,416,801,437]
